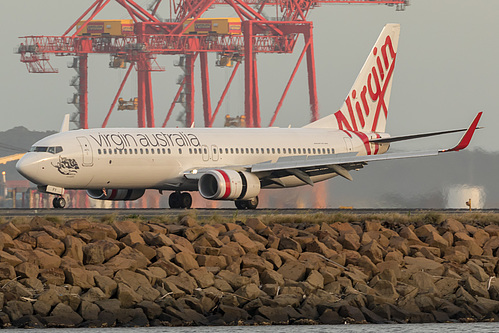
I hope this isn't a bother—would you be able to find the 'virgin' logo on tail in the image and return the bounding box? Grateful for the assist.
[335,35,397,132]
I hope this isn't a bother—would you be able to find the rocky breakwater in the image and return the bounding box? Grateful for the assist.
[0,215,498,328]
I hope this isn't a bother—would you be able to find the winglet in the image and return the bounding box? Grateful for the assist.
[440,112,482,152]
[60,114,70,133]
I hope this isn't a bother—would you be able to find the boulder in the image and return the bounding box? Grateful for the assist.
[0,222,21,239]
[34,232,65,256]
[165,271,198,294]
[219,304,250,324]
[121,231,146,246]
[39,268,66,285]
[114,270,160,301]
[277,261,307,281]
[235,283,264,301]
[256,306,289,323]
[117,282,143,308]
[104,246,150,272]
[64,267,96,289]
[463,275,489,298]
[231,232,260,253]
[137,300,163,320]
[95,275,118,298]
[189,267,215,288]
[45,303,83,327]
[338,232,361,251]
[196,254,227,269]
[0,262,15,280]
[4,300,33,321]
[80,300,100,321]
[0,250,23,267]
[241,253,273,272]
[63,236,85,263]
[112,220,140,238]
[175,251,199,271]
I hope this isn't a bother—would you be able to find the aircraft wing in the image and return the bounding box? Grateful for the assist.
[184,112,481,185]
[250,112,482,184]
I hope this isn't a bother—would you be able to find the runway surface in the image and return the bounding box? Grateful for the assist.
[0,208,497,218]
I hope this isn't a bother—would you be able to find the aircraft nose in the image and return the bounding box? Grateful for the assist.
[16,154,42,184]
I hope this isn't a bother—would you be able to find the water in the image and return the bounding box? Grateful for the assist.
[4,323,498,333]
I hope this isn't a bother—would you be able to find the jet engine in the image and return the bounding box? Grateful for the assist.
[86,189,145,201]
[199,169,260,200]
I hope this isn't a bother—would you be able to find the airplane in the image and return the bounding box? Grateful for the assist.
[16,24,482,209]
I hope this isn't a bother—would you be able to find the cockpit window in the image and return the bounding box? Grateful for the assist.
[30,146,63,154]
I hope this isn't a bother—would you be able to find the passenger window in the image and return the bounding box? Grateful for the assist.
[140,148,143,154]
[134,149,138,154]
[235,148,239,154]
[119,149,123,154]
[256,148,259,154]
[250,148,254,154]
[312,148,316,154]
[230,148,234,154]
[204,148,208,154]
[271,148,275,154]
[168,148,171,154]
[308,148,311,154]
[225,148,229,154]
[189,148,193,154]
[245,148,249,154]
[162,148,165,154]
[124,149,127,155]
[103,149,107,155]
[179,148,182,154]
[266,148,270,154]
[151,149,154,154]
[297,148,301,154]
[109,149,113,155]
[213,148,217,154]
[219,148,223,154]
[293,148,296,154]
[241,149,244,154]
[98,149,101,155]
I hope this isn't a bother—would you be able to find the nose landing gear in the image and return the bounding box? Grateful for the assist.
[52,196,67,209]
[168,191,192,209]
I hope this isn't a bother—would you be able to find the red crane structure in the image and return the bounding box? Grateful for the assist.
[17,0,407,130]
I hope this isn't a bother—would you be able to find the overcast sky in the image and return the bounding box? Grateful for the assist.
[1,0,497,152]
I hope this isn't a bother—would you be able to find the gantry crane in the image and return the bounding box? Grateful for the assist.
[17,0,407,130]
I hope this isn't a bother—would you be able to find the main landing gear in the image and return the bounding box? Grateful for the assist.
[52,196,66,209]
[169,191,192,209]
[235,196,258,210]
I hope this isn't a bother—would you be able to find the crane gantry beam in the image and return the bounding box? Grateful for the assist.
[17,0,408,129]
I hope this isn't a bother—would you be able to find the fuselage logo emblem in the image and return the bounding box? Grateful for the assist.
[52,156,80,175]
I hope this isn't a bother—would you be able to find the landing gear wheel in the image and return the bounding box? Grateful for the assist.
[179,192,192,209]
[169,192,181,209]
[235,200,247,210]
[52,197,66,209]
[246,196,258,210]
[235,196,258,210]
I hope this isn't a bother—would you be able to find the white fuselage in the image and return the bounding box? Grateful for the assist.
[16,127,390,191]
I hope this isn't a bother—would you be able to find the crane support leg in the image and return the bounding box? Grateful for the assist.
[200,53,212,127]
[305,26,319,122]
[185,54,195,127]
[79,54,89,129]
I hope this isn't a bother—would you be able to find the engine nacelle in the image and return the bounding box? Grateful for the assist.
[199,169,260,200]
[86,189,145,201]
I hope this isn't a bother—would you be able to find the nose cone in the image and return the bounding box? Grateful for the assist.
[16,153,43,185]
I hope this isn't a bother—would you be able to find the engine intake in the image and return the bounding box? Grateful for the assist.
[86,189,145,201]
[199,169,260,200]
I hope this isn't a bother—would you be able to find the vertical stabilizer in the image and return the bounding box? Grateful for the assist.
[305,24,400,132]
[60,114,70,133]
